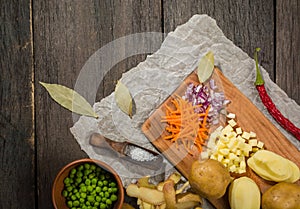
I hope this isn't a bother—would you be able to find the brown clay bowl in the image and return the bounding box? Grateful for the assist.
[52,158,124,209]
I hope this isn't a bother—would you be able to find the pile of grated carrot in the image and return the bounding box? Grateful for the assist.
[161,95,210,155]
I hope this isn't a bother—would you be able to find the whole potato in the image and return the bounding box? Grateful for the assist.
[262,182,300,209]
[188,159,231,199]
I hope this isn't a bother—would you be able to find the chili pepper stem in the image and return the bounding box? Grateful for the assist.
[254,48,265,86]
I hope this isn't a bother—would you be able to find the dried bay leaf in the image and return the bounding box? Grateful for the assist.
[39,82,98,118]
[114,81,134,118]
[197,51,214,83]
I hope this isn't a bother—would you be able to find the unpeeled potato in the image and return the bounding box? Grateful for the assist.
[262,182,300,209]
[188,159,231,199]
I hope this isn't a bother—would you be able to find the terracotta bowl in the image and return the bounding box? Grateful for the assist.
[52,158,124,209]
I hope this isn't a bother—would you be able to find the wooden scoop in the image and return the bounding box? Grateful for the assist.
[89,133,164,170]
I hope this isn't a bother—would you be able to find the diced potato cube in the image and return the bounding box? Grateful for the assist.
[229,153,238,160]
[201,151,209,159]
[228,119,237,127]
[235,127,243,135]
[222,125,233,134]
[216,140,226,148]
[249,139,258,147]
[217,154,224,162]
[240,160,246,169]
[222,158,230,165]
[250,131,257,138]
[257,141,264,149]
[228,131,237,139]
[229,164,237,172]
[220,135,229,143]
[227,113,236,119]
[219,148,230,155]
[227,138,237,149]
[242,131,250,140]
[237,135,245,143]
[210,155,217,160]
[238,168,246,174]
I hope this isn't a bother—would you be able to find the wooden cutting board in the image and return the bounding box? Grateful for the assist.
[142,67,300,209]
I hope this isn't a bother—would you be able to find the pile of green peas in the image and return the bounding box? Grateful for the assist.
[62,162,119,209]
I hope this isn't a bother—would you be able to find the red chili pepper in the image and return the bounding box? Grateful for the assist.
[254,48,300,140]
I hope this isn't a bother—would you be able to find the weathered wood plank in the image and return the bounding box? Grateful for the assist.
[276,0,300,105]
[163,0,275,80]
[0,0,35,208]
[33,0,161,208]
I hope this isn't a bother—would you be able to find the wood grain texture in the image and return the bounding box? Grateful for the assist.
[142,68,300,209]
[0,0,35,208]
[163,0,275,81]
[0,0,299,209]
[33,0,161,208]
[276,0,300,105]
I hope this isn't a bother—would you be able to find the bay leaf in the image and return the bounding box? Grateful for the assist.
[197,51,215,83]
[114,81,133,118]
[39,82,98,118]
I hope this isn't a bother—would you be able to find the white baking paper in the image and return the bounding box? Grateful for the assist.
[70,14,300,189]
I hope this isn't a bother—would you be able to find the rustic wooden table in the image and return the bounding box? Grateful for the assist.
[1,0,299,208]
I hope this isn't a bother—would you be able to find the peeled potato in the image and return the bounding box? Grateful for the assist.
[188,159,231,199]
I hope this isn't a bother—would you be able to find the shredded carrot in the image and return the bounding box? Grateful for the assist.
[161,95,210,155]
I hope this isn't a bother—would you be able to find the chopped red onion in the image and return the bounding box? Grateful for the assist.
[183,79,229,124]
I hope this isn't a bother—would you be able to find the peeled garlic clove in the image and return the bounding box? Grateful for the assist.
[229,177,261,209]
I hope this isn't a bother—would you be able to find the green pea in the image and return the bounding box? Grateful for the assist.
[62,190,68,197]
[104,192,110,198]
[91,178,97,185]
[78,165,84,171]
[71,168,77,175]
[101,197,106,203]
[100,203,106,209]
[85,179,91,185]
[109,182,116,187]
[84,169,91,176]
[84,163,91,170]
[75,192,81,199]
[79,198,85,203]
[110,194,118,202]
[76,177,82,184]
[89,173,95,179]
[111,187,118,193]
[64,177,71,185]
[73,200,79,207]
[80,192,87,199]
[71,195,77,201]
[94,201,100,207]
[103,180,108,186]
[87,185,93,192]
[67,200,73,207]
[97,181,103,187]
[90,165,96,171]
[95,196,101,202]
[87,195,95,203]
[80,186,87,193]
[95,186,101,193]
[102,186,108,192]
[106,199,112,205]
[76,171,83,178]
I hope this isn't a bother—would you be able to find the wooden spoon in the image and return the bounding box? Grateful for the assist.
[89,133,164,170]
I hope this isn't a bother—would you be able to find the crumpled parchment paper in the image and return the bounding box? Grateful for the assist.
[70,14,300,188]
